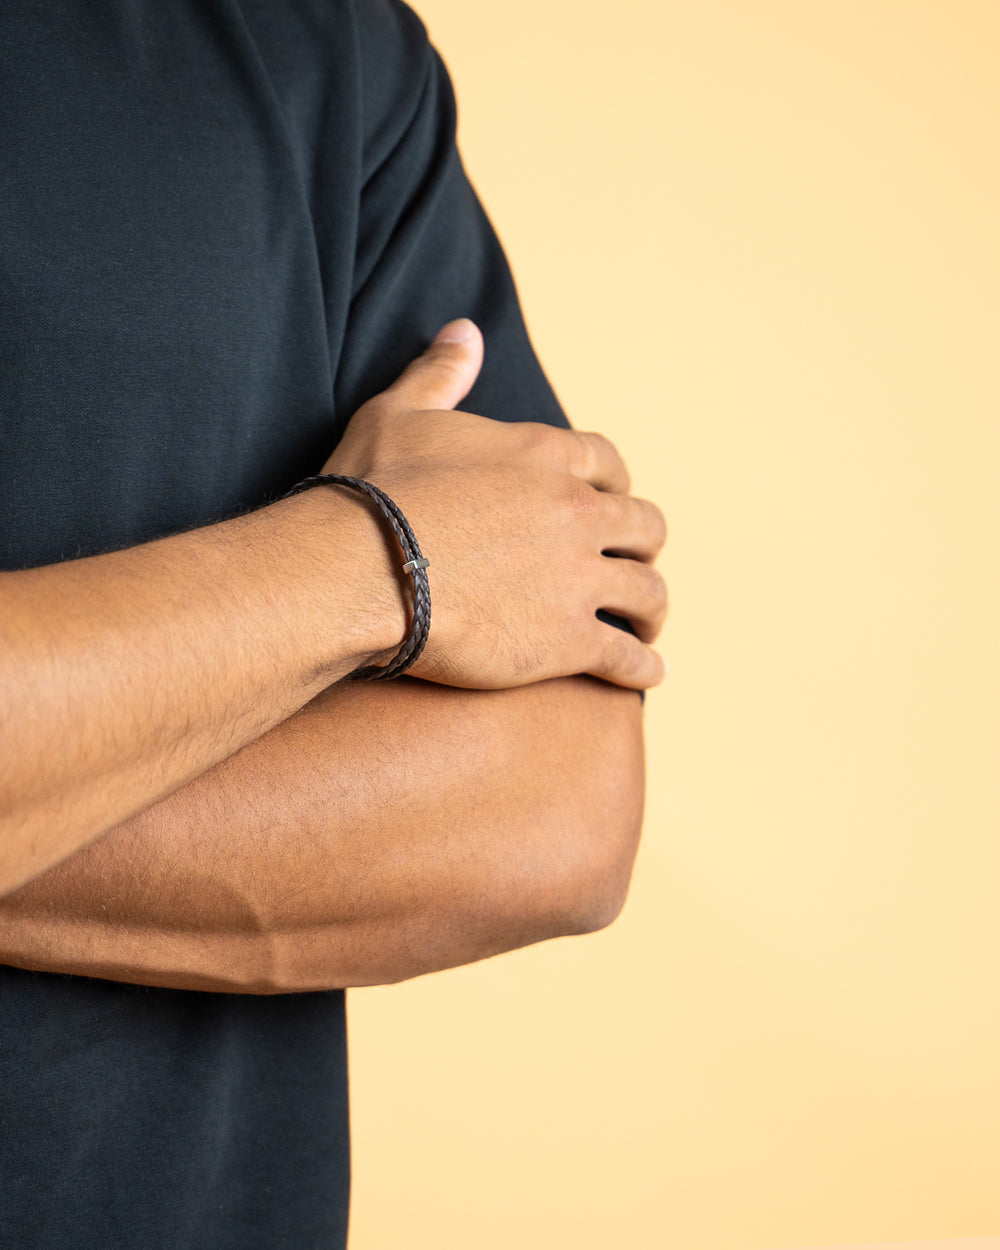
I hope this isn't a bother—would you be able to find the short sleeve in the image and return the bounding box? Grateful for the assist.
[333,0,569,431]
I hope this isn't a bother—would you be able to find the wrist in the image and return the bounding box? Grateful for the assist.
[271,487,409,684]
[285,474,431,682]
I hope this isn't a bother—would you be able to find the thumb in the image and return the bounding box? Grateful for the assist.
[381,318,484,413]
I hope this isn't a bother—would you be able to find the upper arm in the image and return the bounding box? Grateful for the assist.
[334,0,569,430]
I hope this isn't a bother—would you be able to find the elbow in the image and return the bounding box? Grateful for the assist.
[527,758,647,942]
[514,697,648,943]
[564,862,635,937]
[244,691,648,991]
[558,799,643,937]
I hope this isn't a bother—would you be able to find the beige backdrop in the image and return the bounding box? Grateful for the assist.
[348,2,1000,1247]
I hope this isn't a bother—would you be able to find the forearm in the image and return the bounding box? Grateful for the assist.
[0,676,645,993]
[0,328,666,898]
[0,489,402,894]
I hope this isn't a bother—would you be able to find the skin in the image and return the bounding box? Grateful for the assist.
[0,322,666,990]
[0,487,400,893]
[0,675,643,993]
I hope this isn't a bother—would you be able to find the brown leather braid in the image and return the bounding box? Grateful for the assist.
[284,474,431,680]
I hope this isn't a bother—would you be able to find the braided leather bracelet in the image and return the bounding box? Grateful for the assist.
[284,474,431,681]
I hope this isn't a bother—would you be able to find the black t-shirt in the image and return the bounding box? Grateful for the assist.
[0,3,568,1247]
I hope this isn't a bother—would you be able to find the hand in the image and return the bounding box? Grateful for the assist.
[323,320,668,691]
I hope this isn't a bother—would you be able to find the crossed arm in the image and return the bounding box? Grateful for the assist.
[0,673,644,994]
[0,329,662,993]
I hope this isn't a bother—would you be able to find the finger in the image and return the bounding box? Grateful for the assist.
[586,627,666,691]
[592,493,668,562]
[379,318,485,414]
[566,431,631,494]
[594,558,669,644]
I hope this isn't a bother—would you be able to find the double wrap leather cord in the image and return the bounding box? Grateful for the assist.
[284,474,431,680]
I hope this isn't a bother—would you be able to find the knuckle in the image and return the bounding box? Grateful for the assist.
[583,430,616,456]
[649,567,668,612]
[521,421,560,456]
[419,355,464,393]
[642,567,669,629]
[382,352,464,412]
[586,431,630,489]
[567,479,600,519]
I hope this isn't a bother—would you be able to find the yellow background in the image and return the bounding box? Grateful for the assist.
[348,2,1000,1247]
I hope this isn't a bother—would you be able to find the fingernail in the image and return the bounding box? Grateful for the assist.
[433,318,476,344]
